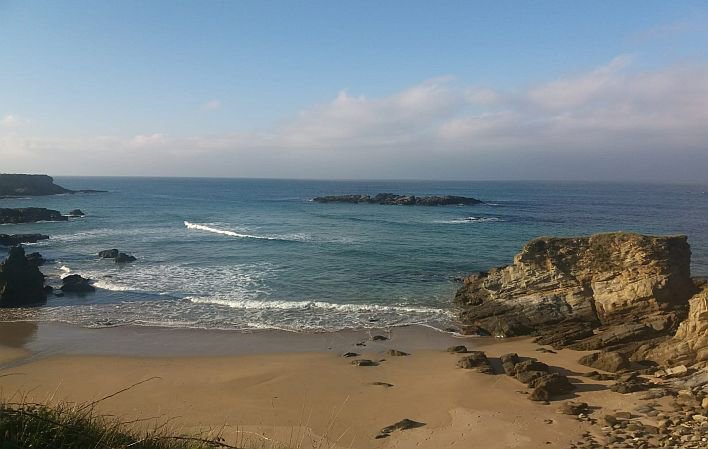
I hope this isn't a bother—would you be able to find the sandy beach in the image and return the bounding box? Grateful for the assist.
[0,322,645,448]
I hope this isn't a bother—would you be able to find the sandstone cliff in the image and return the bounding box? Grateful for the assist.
[454,232,706,367]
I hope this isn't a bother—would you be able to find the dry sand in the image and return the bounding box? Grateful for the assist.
[0,322,640,448]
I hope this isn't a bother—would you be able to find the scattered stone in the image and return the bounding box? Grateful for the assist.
[342,352,359,358]
[500,353,521,375]
[60,274,95,293]
[351,359,378,367]
[536,347,557,354]
[375,418,426,439]
[371,335,388,341]
[369,382,393,387]
[584,370,617,381]
[446,345,468,353]
[385,349,409,357]
[558,401,589,415]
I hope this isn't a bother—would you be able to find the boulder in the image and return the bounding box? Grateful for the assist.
[351,359,378,367]
[67,209,85,217]
[558,401,589,415]
[529,373,576,401]
[0,246,47,307]
[0,208,67,224]
[456,351,494,374]
[500,353,521,375]
[0,234,49,246]
[60,274,95,293]
[375,419,425,439]
[98,249,120,259]
[577,351,631,373]
[455,233,696,356]
[114,252,137,263]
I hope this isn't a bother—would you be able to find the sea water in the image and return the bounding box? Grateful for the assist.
[1,177,706,332]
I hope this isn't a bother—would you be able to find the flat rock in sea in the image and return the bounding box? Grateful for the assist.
[60,274,96,293]
[0,234,50,246]
[313,192,482,206]
[0,208,67,224]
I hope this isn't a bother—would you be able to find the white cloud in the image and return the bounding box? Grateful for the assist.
[2,57,708,181]
[1,114,23,128]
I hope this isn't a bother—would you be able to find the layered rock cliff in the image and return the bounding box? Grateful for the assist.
[455,232,696,358]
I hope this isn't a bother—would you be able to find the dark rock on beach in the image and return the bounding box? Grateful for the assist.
[0,246,47,307]
[0,208,67,224]
[456,351,494,374]
[375,419,426,439]
[0,234,49,246]
[446,345,468,353]
[0,174,105,197]
[578,351,631,373]
[60,274,95,293]
[313,193,482,206]
[351,359,379,367]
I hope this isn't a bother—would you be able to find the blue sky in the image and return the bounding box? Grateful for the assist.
[2,1,708,180]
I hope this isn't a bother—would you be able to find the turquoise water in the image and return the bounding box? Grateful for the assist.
[1,178,707,331]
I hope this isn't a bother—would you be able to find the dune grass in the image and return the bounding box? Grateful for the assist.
[0,399,239,449]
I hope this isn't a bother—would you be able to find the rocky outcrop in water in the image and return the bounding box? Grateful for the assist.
[0,174,104,197]
[67,209,85,217]
[98,249,136,263]
[60,274,95,293]
[313,193,482,206]
[0,208,67,224]
[0,234,50,246]
[0,246,47,307]
[455,233,701,365]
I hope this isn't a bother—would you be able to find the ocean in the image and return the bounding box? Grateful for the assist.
[1,177,707,332]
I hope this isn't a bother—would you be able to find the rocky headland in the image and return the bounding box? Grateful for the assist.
[454,231,707,370]
[0,174,104,197]
[313,192,482,206]
[0,234,50,246]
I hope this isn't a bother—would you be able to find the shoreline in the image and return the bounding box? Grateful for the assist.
[0,321,650,448]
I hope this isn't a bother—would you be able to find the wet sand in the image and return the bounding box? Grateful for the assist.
[0,322,638,448]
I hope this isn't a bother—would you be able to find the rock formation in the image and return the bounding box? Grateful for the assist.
[455,232,703,367]
[0,208,67,224]
[98,249,136,263]
[60,274,95,293]
[0,174,104,197]
[313,193,482,206]
[0,246,47,307]
[642,281,708,367]
[0,234,50,246]
[67,209,85,217]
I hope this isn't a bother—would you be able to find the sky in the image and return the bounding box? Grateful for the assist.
[1,1,708,182]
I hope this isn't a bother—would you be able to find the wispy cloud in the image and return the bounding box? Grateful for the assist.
[2,57,708,181]
[1,114,23,128]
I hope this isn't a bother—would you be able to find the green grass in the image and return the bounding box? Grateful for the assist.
[0,400,239,449]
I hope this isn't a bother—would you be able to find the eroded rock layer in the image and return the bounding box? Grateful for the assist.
[455,233,699,362]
